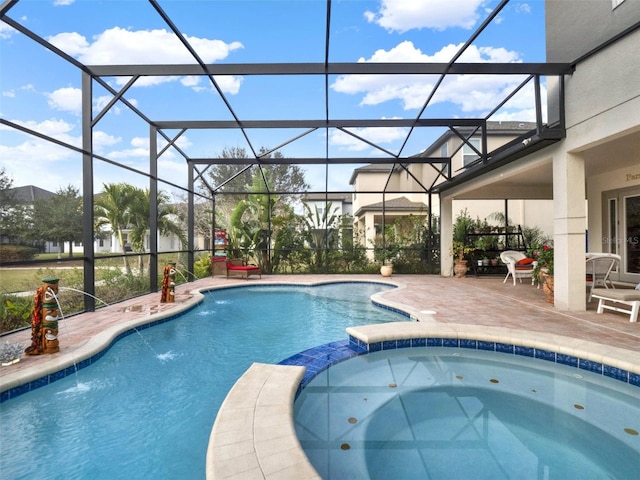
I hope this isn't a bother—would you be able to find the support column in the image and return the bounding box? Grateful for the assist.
[441,196,453,277]
[553,151,587,311]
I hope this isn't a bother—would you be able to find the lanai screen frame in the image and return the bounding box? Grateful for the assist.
[0,0,571,311]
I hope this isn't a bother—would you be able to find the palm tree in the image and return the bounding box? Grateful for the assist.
[128,188,186,275]
[228,169,276,270]
[94,183,137,274]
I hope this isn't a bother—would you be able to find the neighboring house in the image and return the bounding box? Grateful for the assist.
[302,193,353,248]
[2,185,64,253]
[437,0,640,310]
[8,185,55,204]
[302,193,353,224]
[350,122,552,258]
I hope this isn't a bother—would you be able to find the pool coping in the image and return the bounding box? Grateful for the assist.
[210,321,639,480]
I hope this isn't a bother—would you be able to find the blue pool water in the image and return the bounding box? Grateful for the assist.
[294,348,640,479]
[0,283,402,479]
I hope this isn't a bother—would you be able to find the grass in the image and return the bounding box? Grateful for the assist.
[0,268,47,294]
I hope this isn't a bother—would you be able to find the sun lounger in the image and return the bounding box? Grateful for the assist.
[226,259,262,280]
[591,288,640,322]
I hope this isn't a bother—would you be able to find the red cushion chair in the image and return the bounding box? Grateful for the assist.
[226,259,262,280]
[500,251,537,286]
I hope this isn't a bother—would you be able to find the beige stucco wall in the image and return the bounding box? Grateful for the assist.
[546,0,640,63]
[587,166,640,254]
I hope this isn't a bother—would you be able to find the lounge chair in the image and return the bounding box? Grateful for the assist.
[500,250,537,286]
[585,253,621,301]
[226,258,261,280]
[591,288,640,322]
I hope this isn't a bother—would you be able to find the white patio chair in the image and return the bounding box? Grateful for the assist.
[500,250,537,286]
[586,253,621,301]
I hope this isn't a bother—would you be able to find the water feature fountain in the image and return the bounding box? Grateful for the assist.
[160,262,176,303]
[24,277,60,355]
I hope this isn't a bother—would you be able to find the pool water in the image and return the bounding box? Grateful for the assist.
[294,348,640,479]
[0,283,402,479]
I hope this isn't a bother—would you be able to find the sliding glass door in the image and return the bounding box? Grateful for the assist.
[623,193,640,280]
[604,187,640,283]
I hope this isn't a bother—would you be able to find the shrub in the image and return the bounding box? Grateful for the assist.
[0,294,32,333]
[193,255,212,278]
[0,245,38,262]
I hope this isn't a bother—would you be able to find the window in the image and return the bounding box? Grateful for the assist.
[462,138,481,167]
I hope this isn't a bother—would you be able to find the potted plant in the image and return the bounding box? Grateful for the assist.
[452,241,472,278]
[532,243,554,303]
[373,230,400,277]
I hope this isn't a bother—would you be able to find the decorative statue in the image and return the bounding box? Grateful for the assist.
[160,263,176,303]
[25,278,60,355]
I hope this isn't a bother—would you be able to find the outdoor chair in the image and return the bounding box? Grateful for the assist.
[591,288,640,322]
[500,250,537,286]
[585,253,621,301]
[226,258,262,280]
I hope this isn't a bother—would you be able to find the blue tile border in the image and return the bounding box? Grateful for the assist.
[1,309,188,403]
[284,335,640,398]
[2,282,399,403]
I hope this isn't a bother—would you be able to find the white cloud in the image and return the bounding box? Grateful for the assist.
[47,87,82,114]
[54,0,75,6]
[93,130,121,151]
[47,27,243,65]
[46,27,244,93]
[329,120,409,152]
[0,22,17,40]
[180,75,243,95]
[2,90,15,98]
[332,41,526,113]
[46,87,135,116]
[0,118,82,188]
[517,3,532,14]
[365,0,485,33]
[107,134,192,162]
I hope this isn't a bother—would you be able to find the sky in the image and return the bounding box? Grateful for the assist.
[0,0,546,197]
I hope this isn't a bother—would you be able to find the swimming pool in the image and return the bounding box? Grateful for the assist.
[294,347,640,479]
[0,282,403,479]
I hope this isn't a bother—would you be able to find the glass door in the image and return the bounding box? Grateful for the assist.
[623,193,640,280]
[603,187,640,284]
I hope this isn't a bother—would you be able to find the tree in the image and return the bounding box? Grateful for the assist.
[94,183,187,276]
[0,168,28,244]
[300,201,340,271]
[94,183,138,274]
[228,169,274,268]
[172,193,215,250]
[31,185,83,259]
[202,147,310,226]
[128,188,186,274]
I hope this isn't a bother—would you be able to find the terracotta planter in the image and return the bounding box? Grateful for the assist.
[380,265,393,277]
[542,274,554,304]
[454,260,468,278]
